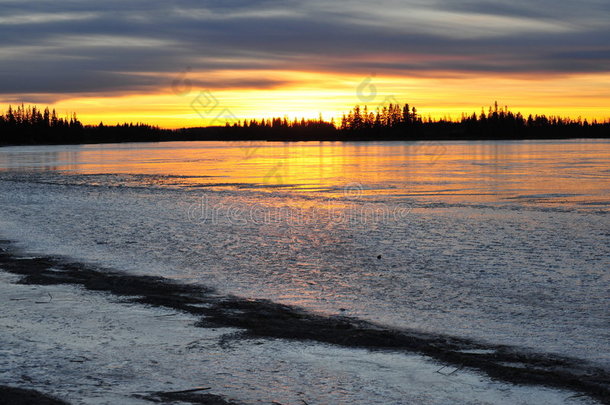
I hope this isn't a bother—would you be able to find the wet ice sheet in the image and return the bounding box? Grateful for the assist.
[0,140,608,369]
[0,176,608,367]
[0,272,599,405]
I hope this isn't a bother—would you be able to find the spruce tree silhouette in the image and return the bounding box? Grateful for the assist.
[1,103,608,146]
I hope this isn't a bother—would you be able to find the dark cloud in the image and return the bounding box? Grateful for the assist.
[0,0,608,101]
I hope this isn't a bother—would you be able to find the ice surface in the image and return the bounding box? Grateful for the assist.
[0,140,608,402]
[0,272,599,404]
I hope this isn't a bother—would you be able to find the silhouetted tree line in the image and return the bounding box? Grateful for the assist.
[1,102,608,145]
[0,104,84,144]
[207,101,609,141]
[339,103,420,130]
[448,101,608,140]
[203,115,337,140]
[0,104,171,145]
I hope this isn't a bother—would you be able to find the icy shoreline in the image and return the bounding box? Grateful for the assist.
[0,240,607,405]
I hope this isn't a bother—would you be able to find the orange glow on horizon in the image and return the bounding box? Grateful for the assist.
[2,70,609,129]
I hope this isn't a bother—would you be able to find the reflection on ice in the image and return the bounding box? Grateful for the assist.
[0,140,609,400]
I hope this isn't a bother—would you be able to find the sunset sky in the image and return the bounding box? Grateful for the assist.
[1,0,609,128]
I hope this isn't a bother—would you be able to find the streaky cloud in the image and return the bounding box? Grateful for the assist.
[0,0,608,100]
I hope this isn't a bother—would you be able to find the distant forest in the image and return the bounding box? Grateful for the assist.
[1,102,608,145]
[0,104,169,145]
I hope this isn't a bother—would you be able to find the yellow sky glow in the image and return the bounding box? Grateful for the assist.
[6,70,609,128]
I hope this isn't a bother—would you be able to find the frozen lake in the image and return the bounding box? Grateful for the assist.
[0,139,608,371]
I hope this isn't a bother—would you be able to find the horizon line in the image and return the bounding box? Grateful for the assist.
[2,101,609,131]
